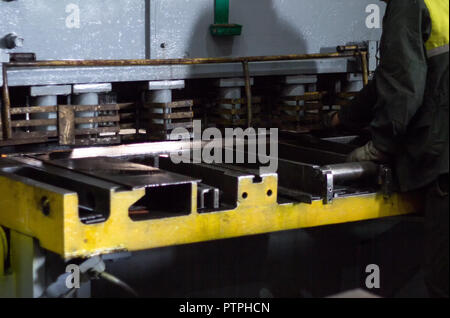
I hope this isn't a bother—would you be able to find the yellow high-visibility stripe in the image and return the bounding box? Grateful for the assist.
[424,0,449,56]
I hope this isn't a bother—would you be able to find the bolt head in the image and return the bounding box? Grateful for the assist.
[5,33,24,49]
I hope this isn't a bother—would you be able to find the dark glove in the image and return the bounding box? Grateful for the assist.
[322,111,339,129]
[347,141,389,163]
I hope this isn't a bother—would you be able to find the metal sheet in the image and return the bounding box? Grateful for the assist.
[50,157,200,189]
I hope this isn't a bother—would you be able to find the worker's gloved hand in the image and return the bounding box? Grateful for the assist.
[347,141,389,163]
[322,111,340,129]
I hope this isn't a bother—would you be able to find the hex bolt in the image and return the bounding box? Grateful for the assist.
[5,33,24,49]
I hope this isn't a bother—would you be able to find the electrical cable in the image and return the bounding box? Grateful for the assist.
[98,271,139,297]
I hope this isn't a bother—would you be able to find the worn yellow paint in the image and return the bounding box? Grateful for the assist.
[0,174,79,256]
[0,173,422,260]
[0,226,14,297]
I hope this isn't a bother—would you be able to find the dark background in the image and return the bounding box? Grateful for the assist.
[91,215,428,298]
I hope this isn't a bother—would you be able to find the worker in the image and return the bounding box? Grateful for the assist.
[325,0,449,297]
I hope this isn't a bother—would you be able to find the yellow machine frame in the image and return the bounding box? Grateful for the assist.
[0,171,421,261]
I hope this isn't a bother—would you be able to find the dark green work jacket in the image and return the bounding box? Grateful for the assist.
[339,0,449,192]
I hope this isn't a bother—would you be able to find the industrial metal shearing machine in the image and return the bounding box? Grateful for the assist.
[0,0,423,297]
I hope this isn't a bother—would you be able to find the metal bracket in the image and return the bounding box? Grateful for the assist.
[337,42,370,85]
[210,0,242,36]
[323,170,335,205]
[379,165,394,199]
[197,184,220,210]
[367,40,379,72]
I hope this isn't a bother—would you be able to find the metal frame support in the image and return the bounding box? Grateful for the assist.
[0,229,95,298]
[336,44,370,86]
[323,170,335,204]
[30,85,72,132]
[72,83,112,131]
[367,40,379,72]
[145,80,188,140]
[214,77,254,127]
[8,231,46,298]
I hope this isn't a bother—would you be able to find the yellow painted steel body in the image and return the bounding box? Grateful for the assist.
[0,226,15,297]
[0,227,7,276]
[0,171,422,260]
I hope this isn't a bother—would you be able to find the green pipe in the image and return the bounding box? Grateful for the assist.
[214,0,230,24]
[210,0,242,36]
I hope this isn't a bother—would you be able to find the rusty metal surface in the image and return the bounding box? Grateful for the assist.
[360,51,369,86]
[144,100,194,109]
[58,105,75,145]
[1,65,11,139]
[211,96,262,128]
[1,103,121,147]
[145,100,194,141]
[1,51,357,146]
[273,91,324,131]
[7,52,356,68]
